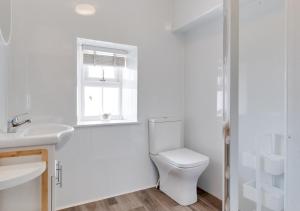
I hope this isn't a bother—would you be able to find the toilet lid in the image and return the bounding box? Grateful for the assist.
[159,148,209,168]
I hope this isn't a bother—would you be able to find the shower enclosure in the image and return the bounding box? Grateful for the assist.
[226,0,300,210]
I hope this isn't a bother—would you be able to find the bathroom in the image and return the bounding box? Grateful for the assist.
[0,0,299,211]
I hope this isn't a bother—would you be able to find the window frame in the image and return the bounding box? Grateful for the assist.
[77,41,125,123]
[77,38,138,126]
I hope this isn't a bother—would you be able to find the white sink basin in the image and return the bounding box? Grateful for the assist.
[0,123,74,149]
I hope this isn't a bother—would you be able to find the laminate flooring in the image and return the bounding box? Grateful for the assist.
[60,188,222,211]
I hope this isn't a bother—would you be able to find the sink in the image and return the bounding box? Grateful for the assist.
[0,123,74,149]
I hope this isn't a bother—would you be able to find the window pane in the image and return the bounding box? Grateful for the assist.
[103,87,120,116]
[85,65,119,81]
[85,65,103,79]
[103,66,117,80]
[84,87,102,117]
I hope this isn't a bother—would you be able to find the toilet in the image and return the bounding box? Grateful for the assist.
[148,117,209,206]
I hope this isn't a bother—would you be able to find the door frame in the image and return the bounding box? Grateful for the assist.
[223,0,239,210]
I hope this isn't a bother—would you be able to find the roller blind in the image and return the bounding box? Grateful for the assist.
[83,53,126,67]
[82,44,127,67]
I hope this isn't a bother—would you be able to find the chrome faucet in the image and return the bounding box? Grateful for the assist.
[7,113,31,133]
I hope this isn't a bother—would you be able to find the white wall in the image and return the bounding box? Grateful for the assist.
[172,0,221,30]
[183,18,224,199]
[9,0,184,209]
[0,44,9,132]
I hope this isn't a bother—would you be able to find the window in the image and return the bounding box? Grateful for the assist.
[77,38,138,125]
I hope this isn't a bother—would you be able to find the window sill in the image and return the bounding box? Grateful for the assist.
[75,120,139,128]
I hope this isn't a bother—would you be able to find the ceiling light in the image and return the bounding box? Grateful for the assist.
[75,4,96,16]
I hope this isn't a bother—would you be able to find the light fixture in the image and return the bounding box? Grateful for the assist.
[75,3,96,16]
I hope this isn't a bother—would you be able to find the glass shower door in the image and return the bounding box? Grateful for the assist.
[238,0,286,210]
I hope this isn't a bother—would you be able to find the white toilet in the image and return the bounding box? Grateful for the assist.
[148,117,209,206]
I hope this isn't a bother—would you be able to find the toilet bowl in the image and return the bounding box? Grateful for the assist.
[148,117,210,206]
[151,148,209,205]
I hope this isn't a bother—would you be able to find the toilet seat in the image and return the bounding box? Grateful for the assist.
[158,148,209,168]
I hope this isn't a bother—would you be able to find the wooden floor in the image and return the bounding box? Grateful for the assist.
[60,188,222,211]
